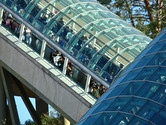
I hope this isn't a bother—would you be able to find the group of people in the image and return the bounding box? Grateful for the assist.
[49,50,109,99]
[49,50,73,77]
[2,11,20,37]
[89,78,107,99]
[48,18,75,49]
[49,50,108,99]
[2,10,33,45]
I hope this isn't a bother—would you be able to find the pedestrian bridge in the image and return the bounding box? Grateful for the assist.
[0,0,151,124]
[0,25,95,124]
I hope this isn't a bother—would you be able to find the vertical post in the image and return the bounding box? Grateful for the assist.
[85,74,91,93]
[53,3,56,13]
[62,57,68,75]
[0,8,3,25]
[0,67,6,125]
[0,68,20,125]
[36,97,48,118]
[40,40,46,58]
[19,23,25,41]
[115,46,120,61]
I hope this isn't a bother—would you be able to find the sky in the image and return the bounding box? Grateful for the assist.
[15,96,35,124]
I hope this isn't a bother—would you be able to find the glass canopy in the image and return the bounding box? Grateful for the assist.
[1,0,151,84]
[77,28,166,124]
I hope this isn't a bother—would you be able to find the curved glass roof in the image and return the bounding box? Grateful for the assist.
[1,0,151,83]
[77,28,166,124]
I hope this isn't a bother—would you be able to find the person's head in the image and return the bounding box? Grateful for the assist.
[59,57,63,61]
[52,35,55,40]
[68,62,72,67]
[56,51,61,55]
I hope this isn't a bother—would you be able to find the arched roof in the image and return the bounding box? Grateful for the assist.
[2,0,151,83]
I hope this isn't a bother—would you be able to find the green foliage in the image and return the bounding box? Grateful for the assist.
[25,120,35,125]
[25,112,64,125]
[41,112,63,125]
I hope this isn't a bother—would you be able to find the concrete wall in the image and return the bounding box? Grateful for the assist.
[0,33,91,123]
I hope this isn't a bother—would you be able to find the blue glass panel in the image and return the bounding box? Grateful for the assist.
[148,67,166,83]
[148,53,166,65]
[151,108,166,125]
[122,97,146,113]
[121,82,143,95]
[152,87,166,103]
[95,113,116,125]
[121,68,142,83]
[2,0,13,7]
[134,67,157,80]
[136,101,159,117]
[147,40,166,54]
[92,98,116,114]
[107,83,129,97]
[106,97,130,112]
[128,116,153,125]
[110,113,132,125]
[79,114,102,125]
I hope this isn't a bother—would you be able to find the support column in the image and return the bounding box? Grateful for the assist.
[0,68,20,125]
[64,117,70,125]
[36,97,48,117]
[62,57,68,75]
[0,8,3,25]
[0,67,6,125]
[85,74,91,93]
[19,23,25,41]
[40,40,46,58]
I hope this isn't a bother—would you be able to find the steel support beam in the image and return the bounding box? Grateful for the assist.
[0,68,20,125]
[0,67,6,125]
[14,78,41,125]
[36,97,48,118]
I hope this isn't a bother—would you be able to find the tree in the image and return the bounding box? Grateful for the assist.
[25,111,64,125]
[41,112,64,125]
[25,119,35,125]
[97,0,166,38]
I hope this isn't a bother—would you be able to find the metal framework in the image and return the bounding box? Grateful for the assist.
[77,27,166,125]
[0,0,151,88]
